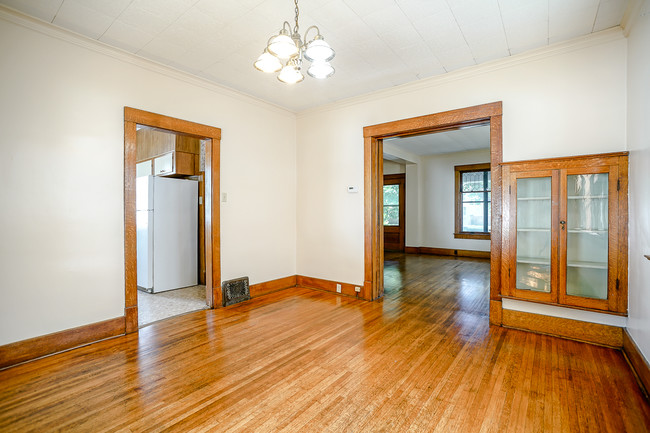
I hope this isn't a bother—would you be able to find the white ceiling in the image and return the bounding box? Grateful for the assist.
[384,123,490,157]
[0,0,631,111]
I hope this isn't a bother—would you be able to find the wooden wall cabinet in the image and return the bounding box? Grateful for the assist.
[136,127,200,177]
[500,152,628,315]
[153,151,196,177]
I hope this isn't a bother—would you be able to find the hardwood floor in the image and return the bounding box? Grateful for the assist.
[1,254,648,432]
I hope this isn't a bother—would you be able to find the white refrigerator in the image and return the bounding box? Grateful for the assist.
[136,175,198,293]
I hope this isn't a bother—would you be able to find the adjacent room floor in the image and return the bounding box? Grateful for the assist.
[137,285,208,327]
[1,254,648,432]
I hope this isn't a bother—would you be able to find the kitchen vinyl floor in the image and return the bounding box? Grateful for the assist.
[138,285,208,327]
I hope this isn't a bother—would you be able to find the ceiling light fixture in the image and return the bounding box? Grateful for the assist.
[254,0,335,84]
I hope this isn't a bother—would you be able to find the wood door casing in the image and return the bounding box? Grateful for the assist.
[124,107,221,332]
[383,174,405,252]
[364,102,503,305]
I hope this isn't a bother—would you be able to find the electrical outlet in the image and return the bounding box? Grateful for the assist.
[336,283,342,293]
[355,286,361,293]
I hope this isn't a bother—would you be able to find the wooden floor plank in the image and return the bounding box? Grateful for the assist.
[1,253,648,432]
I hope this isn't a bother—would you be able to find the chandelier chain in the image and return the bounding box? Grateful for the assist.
[293,0,300,35]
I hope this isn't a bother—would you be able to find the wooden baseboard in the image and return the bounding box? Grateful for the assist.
[125,306,138,334]
[623,329,650,398]
[0,316,125,370]
[489,300,502,326]
[404,246,490,259]
[297,275,367,300]
[250,275,297,298]
[502,309,623,348]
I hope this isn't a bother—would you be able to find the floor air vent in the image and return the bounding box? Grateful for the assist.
[222,277,250,307]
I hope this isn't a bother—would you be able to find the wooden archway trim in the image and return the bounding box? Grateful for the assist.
[363,102,503,324]
[123,107,221,333]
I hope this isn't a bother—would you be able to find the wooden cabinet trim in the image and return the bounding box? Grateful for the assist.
[501,152,628,315]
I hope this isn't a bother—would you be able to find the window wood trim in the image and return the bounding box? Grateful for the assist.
[454,162,491,240]
[383,173,406,251]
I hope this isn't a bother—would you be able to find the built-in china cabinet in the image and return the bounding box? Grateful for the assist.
[500,152,628,315]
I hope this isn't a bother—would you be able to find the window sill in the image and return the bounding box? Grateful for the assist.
[454,232,491,240]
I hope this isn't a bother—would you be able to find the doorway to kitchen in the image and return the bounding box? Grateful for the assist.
[124,108,221,333]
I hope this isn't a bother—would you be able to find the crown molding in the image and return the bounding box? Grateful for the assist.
[621,0,646,37]
[0,5,296,118]
[0,4,629,119]
[297,27,625,118]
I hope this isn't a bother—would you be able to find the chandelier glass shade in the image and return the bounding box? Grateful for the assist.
[253,50,282,73]
[254,0,334,84]
[307,61,334,79]
[278,58,304,84]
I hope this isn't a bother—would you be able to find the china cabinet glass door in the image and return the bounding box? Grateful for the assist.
[559,166,617,310]
[564,173,608,298]
[510,171,558,302]
[502,153,627,314]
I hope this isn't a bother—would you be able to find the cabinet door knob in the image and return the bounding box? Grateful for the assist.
[560,220,566,230]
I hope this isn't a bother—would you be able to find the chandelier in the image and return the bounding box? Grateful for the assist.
[254,0,335,84]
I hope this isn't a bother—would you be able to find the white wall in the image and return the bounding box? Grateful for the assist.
[383,160,405,174]
[297,29,627,297]
[0,13,297,345]
[419,149,491,252]
[626,1,650,360]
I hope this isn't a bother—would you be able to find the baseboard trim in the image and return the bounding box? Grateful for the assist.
[250,275,297,298]
[502,308,622,348]
[490,300,503,326]
[623,329,650,398]
[297,275,367,300]
[404,246,490,259]
[0,316,126,370]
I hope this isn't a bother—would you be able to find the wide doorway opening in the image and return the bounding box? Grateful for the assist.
[382,124,492,298]
[363,102,503,323]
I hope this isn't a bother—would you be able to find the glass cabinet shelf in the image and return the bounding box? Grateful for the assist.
[516,197,551,201]
[517,256,551,265]
[566,260,607,269]
[517,228,550,232]
[568,195,608,199]
[567,229,607,234]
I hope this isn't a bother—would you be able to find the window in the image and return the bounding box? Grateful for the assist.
[383,184,400,226]
[455,163,491,239]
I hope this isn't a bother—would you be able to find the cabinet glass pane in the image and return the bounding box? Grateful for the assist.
[565,173,608,299]
[516,177,552,292]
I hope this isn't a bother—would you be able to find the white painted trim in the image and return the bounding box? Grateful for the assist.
[621,0,646,37]
[0,5,295,118]
[502,298,627,327]
[297,27,625,118]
